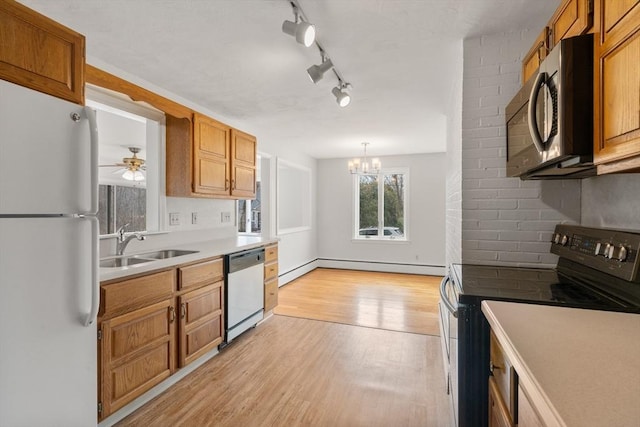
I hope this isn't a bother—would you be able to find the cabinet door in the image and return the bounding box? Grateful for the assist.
[178,281,224,367]
[488,377,514,427]
[230,129,257,198]
[594,1,640,171]
[264,277,279,312]
[193,113,231,196]
[518,384,545,427]
[99,300,176,419]
[0,0,85,104]
[522,27,549,83]
[549,0,593,46]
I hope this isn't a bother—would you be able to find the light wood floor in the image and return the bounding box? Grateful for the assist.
[116,316,451,427]
[115,269,451,427]
[274,268,443,336]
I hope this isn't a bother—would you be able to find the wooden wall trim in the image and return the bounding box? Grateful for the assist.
[85,64,192,119]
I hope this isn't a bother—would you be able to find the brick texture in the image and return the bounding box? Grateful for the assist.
[460,31,581,268]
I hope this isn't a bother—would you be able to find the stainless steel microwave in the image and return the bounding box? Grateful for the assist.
[506,34,594,179]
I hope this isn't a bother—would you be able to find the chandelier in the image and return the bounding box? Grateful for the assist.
[348,142,381,174]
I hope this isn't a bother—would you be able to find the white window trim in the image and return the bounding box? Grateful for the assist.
[352,167,409,242]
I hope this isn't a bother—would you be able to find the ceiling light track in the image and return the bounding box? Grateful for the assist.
[282,0,352,107]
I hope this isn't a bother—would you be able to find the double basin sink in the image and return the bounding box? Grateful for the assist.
[100,249,199,268]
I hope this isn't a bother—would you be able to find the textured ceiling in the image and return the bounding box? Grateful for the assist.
[21,0,557,159]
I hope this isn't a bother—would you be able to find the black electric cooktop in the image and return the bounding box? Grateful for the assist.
[450,260,640,312]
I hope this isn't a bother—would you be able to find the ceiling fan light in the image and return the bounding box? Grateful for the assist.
[332,86,351,107]
[307,58,334,83]
[282,20,316,47]
[122,169,145,182]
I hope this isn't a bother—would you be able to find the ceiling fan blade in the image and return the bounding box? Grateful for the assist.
[99,163,127,167]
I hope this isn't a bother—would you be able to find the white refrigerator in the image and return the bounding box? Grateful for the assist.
[0,80,99,426]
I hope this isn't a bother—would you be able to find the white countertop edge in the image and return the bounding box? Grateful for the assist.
[482,301,566,427]
[100,236,278,282]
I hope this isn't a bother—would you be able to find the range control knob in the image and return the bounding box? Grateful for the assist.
[594,242,602,256]
[618,246,628,262]
[603,243,612,258]
[560,235,569,246]
[553,233,561,244]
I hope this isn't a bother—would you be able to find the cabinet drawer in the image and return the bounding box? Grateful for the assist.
[490,331,516,419]
[178,258,223,290]
[264,278,278,312]
[264,262,278,281]
[101,270,175,318]
[265,244,278,263]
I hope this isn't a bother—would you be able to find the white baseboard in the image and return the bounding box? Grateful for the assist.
[317,259,445,276]
[278,259,320,286]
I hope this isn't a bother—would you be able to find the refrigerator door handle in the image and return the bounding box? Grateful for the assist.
[83,216,100,326]
[84,106,99,214]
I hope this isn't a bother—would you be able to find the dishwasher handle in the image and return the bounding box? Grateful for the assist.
[228,248,265,273]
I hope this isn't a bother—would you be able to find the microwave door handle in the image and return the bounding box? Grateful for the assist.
[439,275,459,318]
[527,72,547,153]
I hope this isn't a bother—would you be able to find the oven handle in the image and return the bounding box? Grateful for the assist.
[439,275,459,318]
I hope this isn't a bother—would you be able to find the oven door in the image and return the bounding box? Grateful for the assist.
[439,274,459,426]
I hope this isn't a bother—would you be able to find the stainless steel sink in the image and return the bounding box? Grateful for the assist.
[99,257,151,268]
[100,249,199,269]
[133,249,199,260]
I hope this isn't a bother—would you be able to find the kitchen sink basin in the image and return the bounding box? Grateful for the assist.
[99,256,151,268]
[133,249,199,260]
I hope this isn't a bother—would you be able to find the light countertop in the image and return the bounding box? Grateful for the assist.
[482,300,640,427]
[100,235,278,282]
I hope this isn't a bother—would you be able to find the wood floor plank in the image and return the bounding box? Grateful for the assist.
[115,315,451,427]
[274,268,443,336]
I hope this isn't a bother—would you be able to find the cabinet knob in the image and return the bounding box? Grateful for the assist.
[181,303,186,319]
[169,306,176,323]
[225,179,230,190]
[489,361,502,374]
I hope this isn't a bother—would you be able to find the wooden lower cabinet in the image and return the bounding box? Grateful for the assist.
[518,385,545,427]
[99,299,176,419]
[489,377,514,427]
[264,244,279,312]
[178,281,224,367]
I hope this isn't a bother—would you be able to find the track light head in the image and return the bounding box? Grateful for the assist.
[332,85,351,107]
[282,19,316,47]
[307,58,333,83]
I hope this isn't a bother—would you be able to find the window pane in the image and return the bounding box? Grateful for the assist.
[238,181,261,234]
[383,174,404,237]
[359,175,378,236]
[115,186,146,232]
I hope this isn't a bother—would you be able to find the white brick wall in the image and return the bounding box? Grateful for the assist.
[460,31,581,268]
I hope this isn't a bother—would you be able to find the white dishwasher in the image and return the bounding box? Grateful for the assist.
[224,247,265,344]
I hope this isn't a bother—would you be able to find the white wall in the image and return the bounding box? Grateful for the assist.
[460,31,582,268]
[317,154,446,275]
[581,174,640,230]
[445,41,464,267]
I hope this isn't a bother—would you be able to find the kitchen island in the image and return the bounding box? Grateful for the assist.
[482,300,640,427]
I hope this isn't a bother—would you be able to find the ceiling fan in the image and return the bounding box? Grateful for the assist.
[99,146,146,181]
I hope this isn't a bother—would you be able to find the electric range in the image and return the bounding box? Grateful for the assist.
[438,224,640,427]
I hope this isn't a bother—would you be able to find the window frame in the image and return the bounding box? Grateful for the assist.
[352,167,409,242]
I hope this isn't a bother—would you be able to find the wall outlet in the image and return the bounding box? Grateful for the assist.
[169,212,180,226]
[191,212,198,224]
[221,212,231,223]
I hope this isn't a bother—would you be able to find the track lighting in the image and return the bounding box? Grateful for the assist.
[307,57,333,83]
[282,5,315,47]
[283,0,353,107]
[332,84,351,107]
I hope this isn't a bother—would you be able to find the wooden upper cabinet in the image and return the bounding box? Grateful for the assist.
[231,129,257,198]
[0,0,85,104]
[549,0,594,47]
[193,113,231,196]
[166,112,257,199]
[594,0,640,173]
[522,27,550,83]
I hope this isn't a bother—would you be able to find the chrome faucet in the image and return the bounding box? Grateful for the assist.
[116,223,145,255]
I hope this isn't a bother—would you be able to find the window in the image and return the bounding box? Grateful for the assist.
[98,184,147,235]
[238,181,262,234]
[354,170,407,240]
